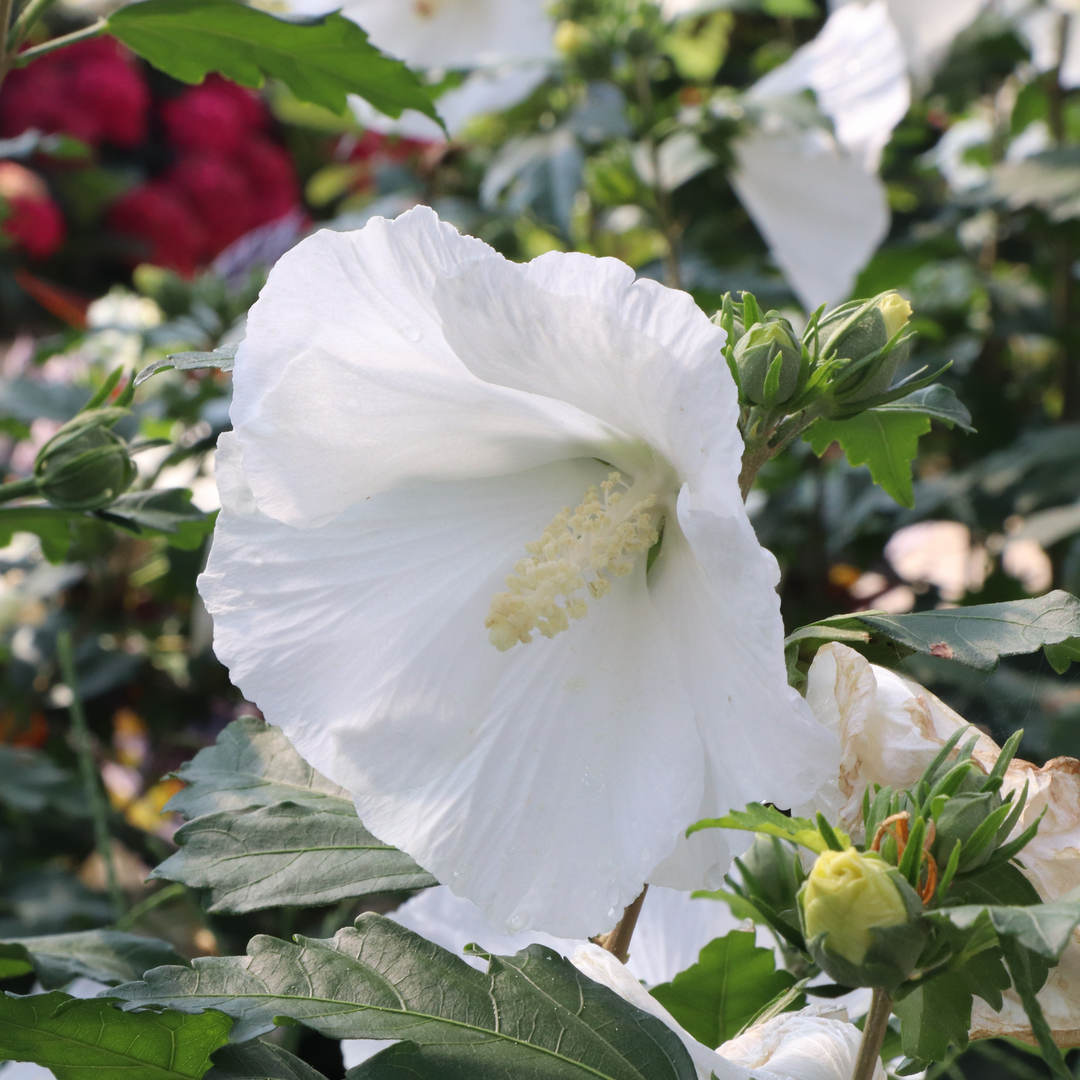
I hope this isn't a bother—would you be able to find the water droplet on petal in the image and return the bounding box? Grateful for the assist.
[508,911,529,932]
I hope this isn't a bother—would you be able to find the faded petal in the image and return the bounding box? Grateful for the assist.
[731,131,889,311]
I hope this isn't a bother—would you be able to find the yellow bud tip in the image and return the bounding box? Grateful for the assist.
[801,848,907,965]
[878,293,913,340]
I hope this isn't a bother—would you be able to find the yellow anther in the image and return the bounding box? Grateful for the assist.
[485,472,660,650]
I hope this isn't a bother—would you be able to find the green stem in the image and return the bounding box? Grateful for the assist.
[112,882,186,931]
[7,0,59,51]
[0,477,38,504]
[852,988,892,1080]
[56,629,125,919]
[12,17,106,64]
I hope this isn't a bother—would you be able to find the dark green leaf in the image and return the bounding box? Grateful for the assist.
[874,384,975,432]
[649,930,796,1048]
[135,346,238,387]
[0,990,232,1079]
[166,715,354,820]
[998,936,1072,1080]
[0,506,83,562]
[95,489,214,550]
[857,592,1080,672]
[111,914,697,1079]
[0,944,33,981]
[207,1041,329,1080]
[152,802,436,912]
[0,747,87,817]
[1044,636,1080,674]
[807,410,931,508]
[107,0,440,122]
[0,930,186,989]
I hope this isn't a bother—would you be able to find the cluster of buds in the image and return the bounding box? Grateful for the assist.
[719,725,1041,994]
[714,290,945,471]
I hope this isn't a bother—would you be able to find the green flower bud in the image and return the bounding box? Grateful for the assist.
[931,790,1001,873]
[799,848,928,988]
[733,320,801,405]
[737,833,802,917]
[34,409,137,511]
[818,291,913,402]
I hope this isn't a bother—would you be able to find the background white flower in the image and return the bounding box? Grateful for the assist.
[201,206,838,938]
[804,641,1080,1046]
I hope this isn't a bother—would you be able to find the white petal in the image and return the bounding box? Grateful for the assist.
[203,438,703,938]
[232,207,615,526]
[570,943,749,1080]
[720,1006,885,1080]
[434,248,740,505]
[282,0,554,68]
[646,488,840,892]
[751,0,910,169]
[731,130,889,311]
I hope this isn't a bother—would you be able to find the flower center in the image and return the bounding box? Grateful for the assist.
[485,471,661,651]
[412,0,443,18]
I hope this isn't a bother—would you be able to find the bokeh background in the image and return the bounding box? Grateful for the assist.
[1,0,1079,1075]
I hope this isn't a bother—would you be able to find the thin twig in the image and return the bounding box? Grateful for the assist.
[12,17,106,65]
[57,629,125,918]
[7,0,59,52]
[112,882,186,931]
[853,987,892,1080]
[596,886,648,963]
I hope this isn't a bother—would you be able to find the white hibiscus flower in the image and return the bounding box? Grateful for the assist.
[804,641,1080,1047]
[199,205,838,938]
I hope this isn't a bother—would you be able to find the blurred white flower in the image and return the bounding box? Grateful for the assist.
[885,520,990,602]
[86,287,162,333]
[200,205,838,938]
[805,641,1080,1046]
[732,0,907,309]
[573,943,883,1080]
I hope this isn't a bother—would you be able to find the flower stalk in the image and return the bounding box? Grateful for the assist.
[596,886,648,964]
[853,988,892,1080]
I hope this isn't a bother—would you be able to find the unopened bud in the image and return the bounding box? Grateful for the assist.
[734,320,801,405]
[34,409,136,511]
[736,833,802,917]
[819,291,913,402]
[931,791,1000,873]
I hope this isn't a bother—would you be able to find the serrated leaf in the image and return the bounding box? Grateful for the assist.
[857,592,1080,672]
[0,930,186,989]
[649,930,796,1049]
[207,1041,329,1080]
[807,410,931,508]
[95,489,214,550]
[0,990,231,1079]
[106,0,440,122]
[135,346,238,387]
[152,802,436,912]
[167,715,353,820]
[111,914,697,1079]
[0,747,87,817]
[688,802,846,853]
[874,384,975,432]
[927,889,1080,961]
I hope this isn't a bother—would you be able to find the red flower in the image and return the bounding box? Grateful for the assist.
[162,75,266,155]
[110,182,207,275]
[167,153,256,248]
[0,161,64,259]
[0,38,148,148]
[237,137,300,224]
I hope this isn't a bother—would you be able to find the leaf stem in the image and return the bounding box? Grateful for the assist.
[7,0,58,51]
[853,988,892,1080]
[0,477,38,504]
[596,886,648,964]
[113,882,186,931]
[56,629,125,919]
[13,17,106,64]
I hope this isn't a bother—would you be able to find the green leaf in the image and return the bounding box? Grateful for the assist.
[166,715,354,820]
[0,930,186,989]
[0,944,33,981]
[0,506,83,562]
[649,930,796,1049]
[111,914,697,1080]
[807,410,931,508]
[152,802,437,913]
[874,384,975,432]
[0,746,87,817]
[106,0,440,123]
[689,803,846,853]
[0,990,231,1079]
[95,489,214,550]
[927,889,1080,961]
[1045,636,1080,674]
[893,949,1009,1062]
[135,346,238,387]
[998,935,1072,1080]
[857,592,1080,672]
[207,1041,329,1080]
